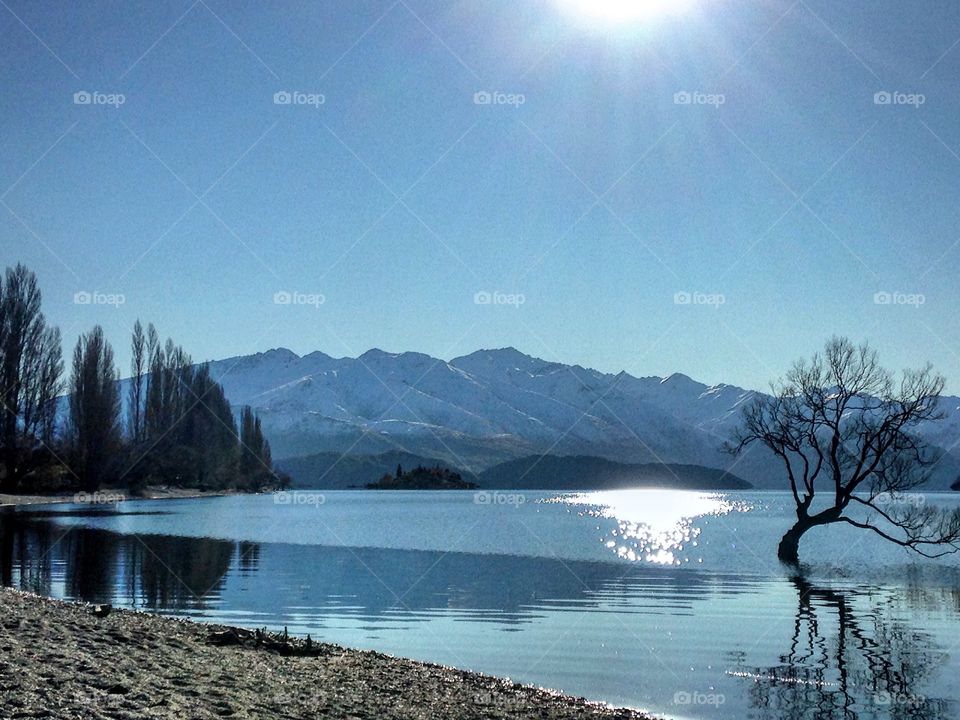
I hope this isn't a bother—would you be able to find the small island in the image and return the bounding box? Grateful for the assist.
[366,464,478,490]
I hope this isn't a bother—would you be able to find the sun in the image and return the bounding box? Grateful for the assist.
[559,0,691,23]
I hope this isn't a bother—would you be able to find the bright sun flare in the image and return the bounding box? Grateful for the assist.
[561,0,690,23]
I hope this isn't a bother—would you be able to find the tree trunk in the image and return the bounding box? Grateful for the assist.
[778,518,813,565]
[0,447,19,494]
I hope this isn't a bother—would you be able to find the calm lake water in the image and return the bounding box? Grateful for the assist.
[2,489,959,719]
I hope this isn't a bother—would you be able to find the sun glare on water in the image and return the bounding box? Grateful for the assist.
[552,489,749,565]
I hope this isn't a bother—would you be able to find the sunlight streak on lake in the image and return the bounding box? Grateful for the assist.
[550,490,752,565]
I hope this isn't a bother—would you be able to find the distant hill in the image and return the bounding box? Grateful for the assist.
[477,455,752,490]
[278,451,750,491]
[367,465,477,490]
[276,451,468,489]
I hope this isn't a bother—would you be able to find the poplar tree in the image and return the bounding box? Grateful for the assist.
[67,326,121,491]
[0,264,63,491]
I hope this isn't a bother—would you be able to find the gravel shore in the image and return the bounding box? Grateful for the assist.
[0,588,652,719]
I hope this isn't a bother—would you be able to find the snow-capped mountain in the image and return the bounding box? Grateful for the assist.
[204,347,960,490]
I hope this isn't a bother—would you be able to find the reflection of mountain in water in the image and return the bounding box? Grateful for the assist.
[236,545,760,623]
[223,543,760,626]
[731,576,954,720]
[0,510,758,623]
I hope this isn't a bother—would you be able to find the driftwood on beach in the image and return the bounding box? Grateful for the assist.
[207,626,329,657]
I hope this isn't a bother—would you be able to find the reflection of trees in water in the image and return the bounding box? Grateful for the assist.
[0,513,258,611]
[0,513,66,597]
[130,534,237,610]
[237,541,260,574]
[735,576,953,720]
[0,515,15,588]
[64,530,117,602]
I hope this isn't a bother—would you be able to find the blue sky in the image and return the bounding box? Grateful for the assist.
[2,0,959,391]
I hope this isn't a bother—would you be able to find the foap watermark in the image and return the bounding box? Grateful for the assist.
[674,90,725,108]
[273,490,326,508]
[674,291,726,308]
[273,90,325,108]
[874,691,926,708]
[273,290,325,308]
[873,291,925,308]
[874,91,925,108]
[74,90,125,108]
[474,491,526,507]
[473,90,526,107]
[474,290,525,307]
[875,492,925,507]
[74,290,125,307]
[73,490,126,505]
[673,690,725,707]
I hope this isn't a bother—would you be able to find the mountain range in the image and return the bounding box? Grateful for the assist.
[203,347,960,491]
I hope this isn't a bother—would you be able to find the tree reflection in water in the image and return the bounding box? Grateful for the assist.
[732,575,954,719]
[0,511,255,611]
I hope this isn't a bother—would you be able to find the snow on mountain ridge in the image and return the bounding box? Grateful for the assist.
[202,348,747,473]
[198,346,960,488]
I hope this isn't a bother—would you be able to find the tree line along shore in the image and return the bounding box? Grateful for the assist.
[0,264,289,497]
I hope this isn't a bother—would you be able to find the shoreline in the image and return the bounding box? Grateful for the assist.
[0,486,252,509]
[0,587,652,719]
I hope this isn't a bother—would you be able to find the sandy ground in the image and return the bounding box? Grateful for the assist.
[0,487,241,508]
[0,589,651,720]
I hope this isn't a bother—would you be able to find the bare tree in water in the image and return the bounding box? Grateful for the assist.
[732,337,960,564]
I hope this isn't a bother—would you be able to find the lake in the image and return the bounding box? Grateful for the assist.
[2,489,959,719]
